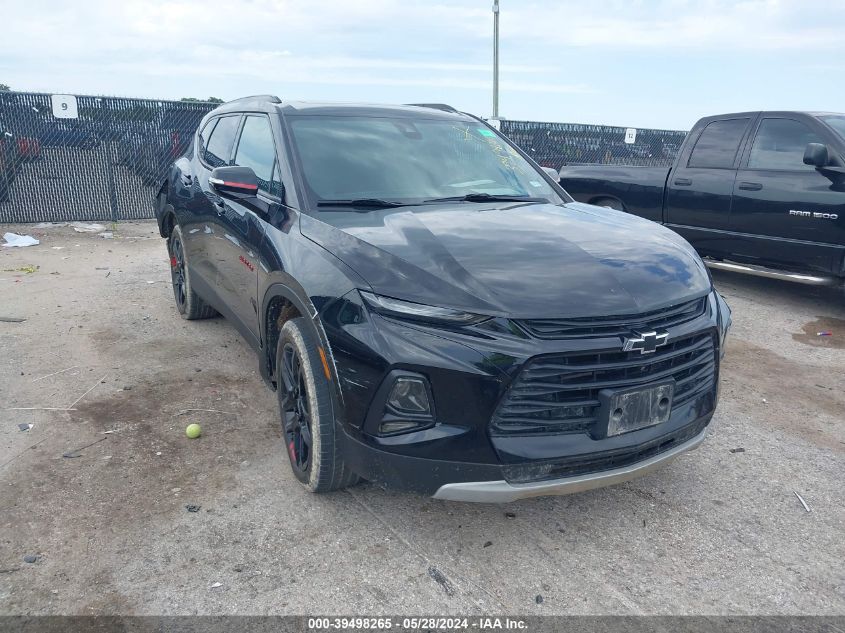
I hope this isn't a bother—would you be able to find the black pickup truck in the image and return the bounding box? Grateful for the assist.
[559,111,845,288]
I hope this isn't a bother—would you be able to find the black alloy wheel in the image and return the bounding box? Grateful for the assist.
[169,235,187,311]
[166,224,217,320]
[280,341,313,478]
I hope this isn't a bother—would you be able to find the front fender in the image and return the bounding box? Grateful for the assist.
[260,280,354,432]
[258,218,370,428]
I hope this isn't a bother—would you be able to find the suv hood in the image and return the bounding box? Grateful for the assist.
[300,201,711,319]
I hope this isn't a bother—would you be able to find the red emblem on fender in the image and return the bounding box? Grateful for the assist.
[239,255,255,272]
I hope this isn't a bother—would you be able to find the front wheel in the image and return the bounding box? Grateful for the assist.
[276,318,359,492]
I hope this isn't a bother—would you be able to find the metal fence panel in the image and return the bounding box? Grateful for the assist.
[500,119,688,170]
[0,91,215,223]
[0,91,688,224]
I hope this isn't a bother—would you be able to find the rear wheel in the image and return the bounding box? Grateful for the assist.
[167,224,217,320]
[276,318,358,492]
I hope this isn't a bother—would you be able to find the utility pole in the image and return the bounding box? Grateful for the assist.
[492,0,500,119]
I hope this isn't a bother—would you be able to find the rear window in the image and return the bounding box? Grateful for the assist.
[688,118,750,169]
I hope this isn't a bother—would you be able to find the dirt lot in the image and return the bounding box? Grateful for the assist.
[1,221,843,615]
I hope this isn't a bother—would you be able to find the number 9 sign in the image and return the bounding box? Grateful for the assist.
[51,94,79,119]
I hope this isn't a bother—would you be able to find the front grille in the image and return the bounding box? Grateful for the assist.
[517,297,707,339]
[490,331,717,436]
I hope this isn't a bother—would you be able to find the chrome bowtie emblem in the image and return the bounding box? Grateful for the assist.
[622,330,669,354]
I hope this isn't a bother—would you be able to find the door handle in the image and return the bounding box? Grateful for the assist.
[674,178,692,186]
[738,182,763,191]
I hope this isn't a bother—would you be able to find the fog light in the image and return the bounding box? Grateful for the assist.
[368,372,436,436]
[387,377,431,414]
[378,420,424,434]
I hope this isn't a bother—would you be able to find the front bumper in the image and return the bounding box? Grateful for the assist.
[432,426,707,502]
[323,290,724,501]
[337,412,713,501]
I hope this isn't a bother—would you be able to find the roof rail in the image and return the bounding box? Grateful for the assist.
[225,94,281,105]
[405,103,459,113]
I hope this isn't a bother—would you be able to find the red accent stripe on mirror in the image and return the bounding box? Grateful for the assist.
[222,181,258,190]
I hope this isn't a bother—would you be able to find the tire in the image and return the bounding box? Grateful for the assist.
[276,318,359,492]
[594,197,624,211]
[167,224,217,320]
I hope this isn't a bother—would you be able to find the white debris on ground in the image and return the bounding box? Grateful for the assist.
[33,221,107,233]
[2,232,40,247]
[70,222,106,233]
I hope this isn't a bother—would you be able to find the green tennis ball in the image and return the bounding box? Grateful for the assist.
[185,423,202,439]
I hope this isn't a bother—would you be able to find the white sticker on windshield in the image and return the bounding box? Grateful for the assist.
[529,180,542,187]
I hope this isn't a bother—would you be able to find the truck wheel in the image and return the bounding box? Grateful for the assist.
[276,318,359,492]
[167,225,217,320]
[594,197,624,211]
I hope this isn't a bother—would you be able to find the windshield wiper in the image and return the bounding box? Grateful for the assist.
[424,193,549,204]
[317,198,408,209]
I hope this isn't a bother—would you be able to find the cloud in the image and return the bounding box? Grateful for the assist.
[0,1,583,98]
[0,0,841,129]
[96,54,590,96]
[500,0,845,52]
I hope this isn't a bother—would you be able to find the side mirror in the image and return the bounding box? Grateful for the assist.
[803,143,829,168]
[541,166,560,182]
[209,166,259,199]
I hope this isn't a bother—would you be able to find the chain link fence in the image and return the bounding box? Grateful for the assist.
[0,90,688,224]
[0,91,214,223]
[500,119,688,170]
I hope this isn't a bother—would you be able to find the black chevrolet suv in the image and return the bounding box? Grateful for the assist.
[155,96,731,502]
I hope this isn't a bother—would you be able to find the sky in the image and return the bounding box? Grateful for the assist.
[1,0,843,130]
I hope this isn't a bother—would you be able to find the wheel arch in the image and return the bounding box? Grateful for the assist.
[261,282,323,388]
[588,195,626,211]
[157,180,176,238]
[261,281,349,426]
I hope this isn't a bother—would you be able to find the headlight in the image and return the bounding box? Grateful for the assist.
[359,290,489,325]
[715,291,732,357]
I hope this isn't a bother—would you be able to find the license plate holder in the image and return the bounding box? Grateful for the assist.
[594,380,675,439]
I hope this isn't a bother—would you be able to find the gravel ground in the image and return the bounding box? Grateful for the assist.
[0,221,843,615]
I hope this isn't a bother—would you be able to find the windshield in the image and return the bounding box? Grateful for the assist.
[821,115,845,141]
[287,115,565,207]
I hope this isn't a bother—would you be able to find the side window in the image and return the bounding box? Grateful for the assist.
[197,119,217,160]
[233,115,280,196]
[688,118,750,169]
[747,119,822,171]
[204,115,240,167]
